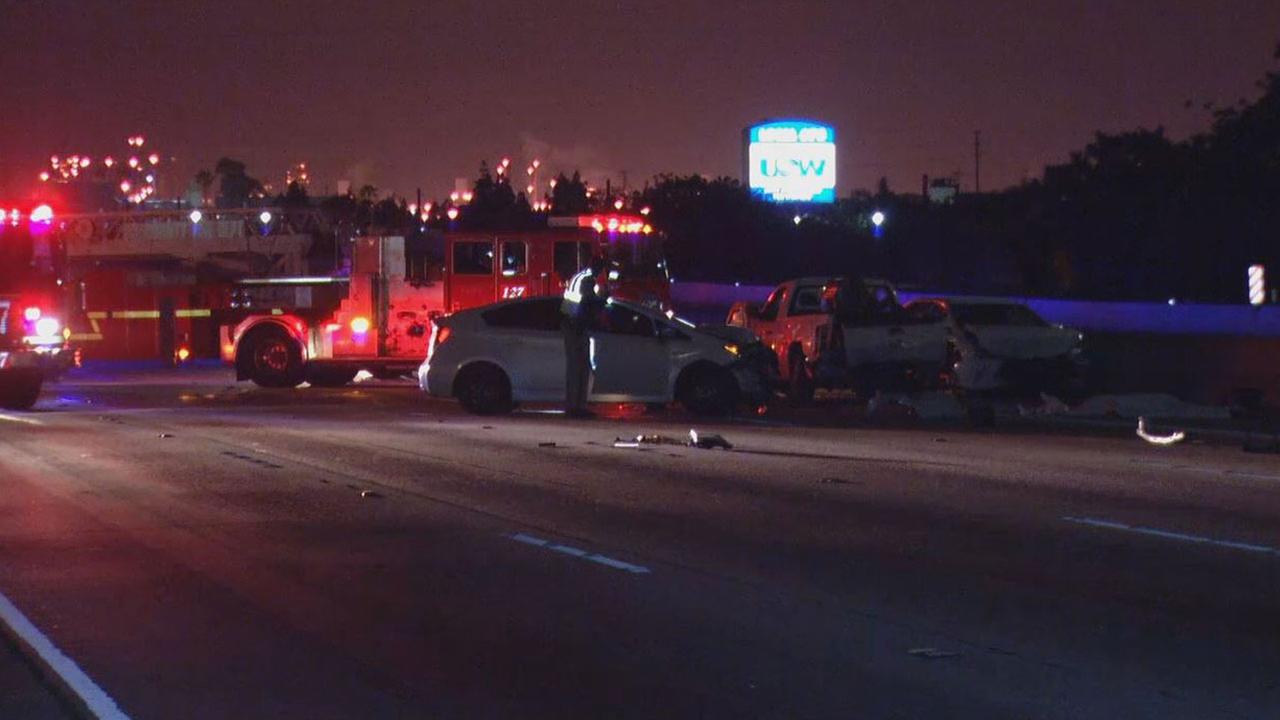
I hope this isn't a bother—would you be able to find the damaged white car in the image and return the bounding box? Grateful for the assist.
[905,297,1086,395]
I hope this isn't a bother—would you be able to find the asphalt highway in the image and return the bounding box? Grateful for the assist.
[0,366,1277,719]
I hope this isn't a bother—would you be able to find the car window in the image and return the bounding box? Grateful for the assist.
[595,303,656,337]
[951,303,1047,327]
[454,241,494,275]
[554,241,582,280]
[481,298,563,331]
[905,301,947,323]
[759,287,787,321]
[501,240,527,277]
[790,286,824,316]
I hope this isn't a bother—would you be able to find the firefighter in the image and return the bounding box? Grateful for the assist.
[561,256,609,417]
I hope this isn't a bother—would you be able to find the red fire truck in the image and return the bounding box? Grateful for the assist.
[0,204,82,409]
[223,214,670,387]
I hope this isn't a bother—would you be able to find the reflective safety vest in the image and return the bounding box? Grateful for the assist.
[563,268,595,305]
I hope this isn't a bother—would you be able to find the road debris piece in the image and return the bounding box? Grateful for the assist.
[352,370,375,383]
[688,429,732,449]
[157,432,173,438]
[908,647,961,660]
[612,430,733,450]
[1136,416,1186,446]
[360,490,382,499]
[538,442,557,448]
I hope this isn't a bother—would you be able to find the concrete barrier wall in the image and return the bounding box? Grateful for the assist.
[671,281,1280,336]
[672,282,1280,405]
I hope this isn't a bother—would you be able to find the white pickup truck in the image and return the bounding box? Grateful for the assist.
[727,277,949,402]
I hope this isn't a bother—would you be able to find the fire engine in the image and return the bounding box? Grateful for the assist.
[222,214,670,387]
[0,204,81,409]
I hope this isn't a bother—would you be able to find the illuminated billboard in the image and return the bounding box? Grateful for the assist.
[745,120,836,203]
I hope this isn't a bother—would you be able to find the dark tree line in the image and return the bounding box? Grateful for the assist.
[640,44,1280,301]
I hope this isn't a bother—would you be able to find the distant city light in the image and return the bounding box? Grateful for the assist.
[640,206,650,216]
[128,157,139,168]
[446,207,459,220]
[120,181,132,193]
[871,210,886,227]
[259,210,273,224]
[148,153,159,165]
[793,214,802,225]
[189,210,203,224]
[614,199,624,210]
[38,172,49,182]
[104,157,115,167]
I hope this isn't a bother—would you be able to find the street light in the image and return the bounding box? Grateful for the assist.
[871,210,886,227]
[189,210,203,224]
[259,210,272,225]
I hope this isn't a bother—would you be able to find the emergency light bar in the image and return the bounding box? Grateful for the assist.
[547,214,652,234]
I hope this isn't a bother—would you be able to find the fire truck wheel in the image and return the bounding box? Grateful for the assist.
[242,327,304,388]
[454,363,512,415]
[0,371,43,410]
[305,367,357,387]
[678,364,738,416]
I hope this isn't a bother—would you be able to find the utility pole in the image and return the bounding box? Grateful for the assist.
[973,130,982,194]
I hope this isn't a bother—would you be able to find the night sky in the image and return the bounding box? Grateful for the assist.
[2,1,1279,202]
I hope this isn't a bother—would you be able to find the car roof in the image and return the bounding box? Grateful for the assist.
[445,295,560,320]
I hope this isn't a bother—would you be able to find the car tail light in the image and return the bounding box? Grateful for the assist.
[427,323,451,362]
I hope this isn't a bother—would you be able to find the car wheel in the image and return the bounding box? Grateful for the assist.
[305,366,357,387]
[679,365,738,416]
[787,354,814,405]
[242,327,304,388]
[455,363,513,415]
[0,370,42,410]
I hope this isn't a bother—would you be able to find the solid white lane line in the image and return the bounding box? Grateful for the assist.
[1062,516,1280,557]
[0,589,131,720]
[0,413,43,426]
[508,533,651,574]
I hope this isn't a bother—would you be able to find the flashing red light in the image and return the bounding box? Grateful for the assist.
[29,204,54,224]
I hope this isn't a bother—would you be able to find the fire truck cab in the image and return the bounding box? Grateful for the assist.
[224,214,669,388]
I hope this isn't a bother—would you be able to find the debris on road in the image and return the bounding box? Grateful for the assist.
[612,429,733,450]
[352,370,375,383]
[360,490,382,499]
[1073,393,1229,420]
[1137,417,1186,446]
[157,432,173,438]
[688,429,732,450]
[538,442,557,448]
[908,647,961,660]
[1017,393,1069,417]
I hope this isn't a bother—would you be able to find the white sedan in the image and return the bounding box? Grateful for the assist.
[418,297,771,415]
[906,297,1086,394]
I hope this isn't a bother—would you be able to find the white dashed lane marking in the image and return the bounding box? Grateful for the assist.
[509,533,651,574]
[1062,516,1280,557]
